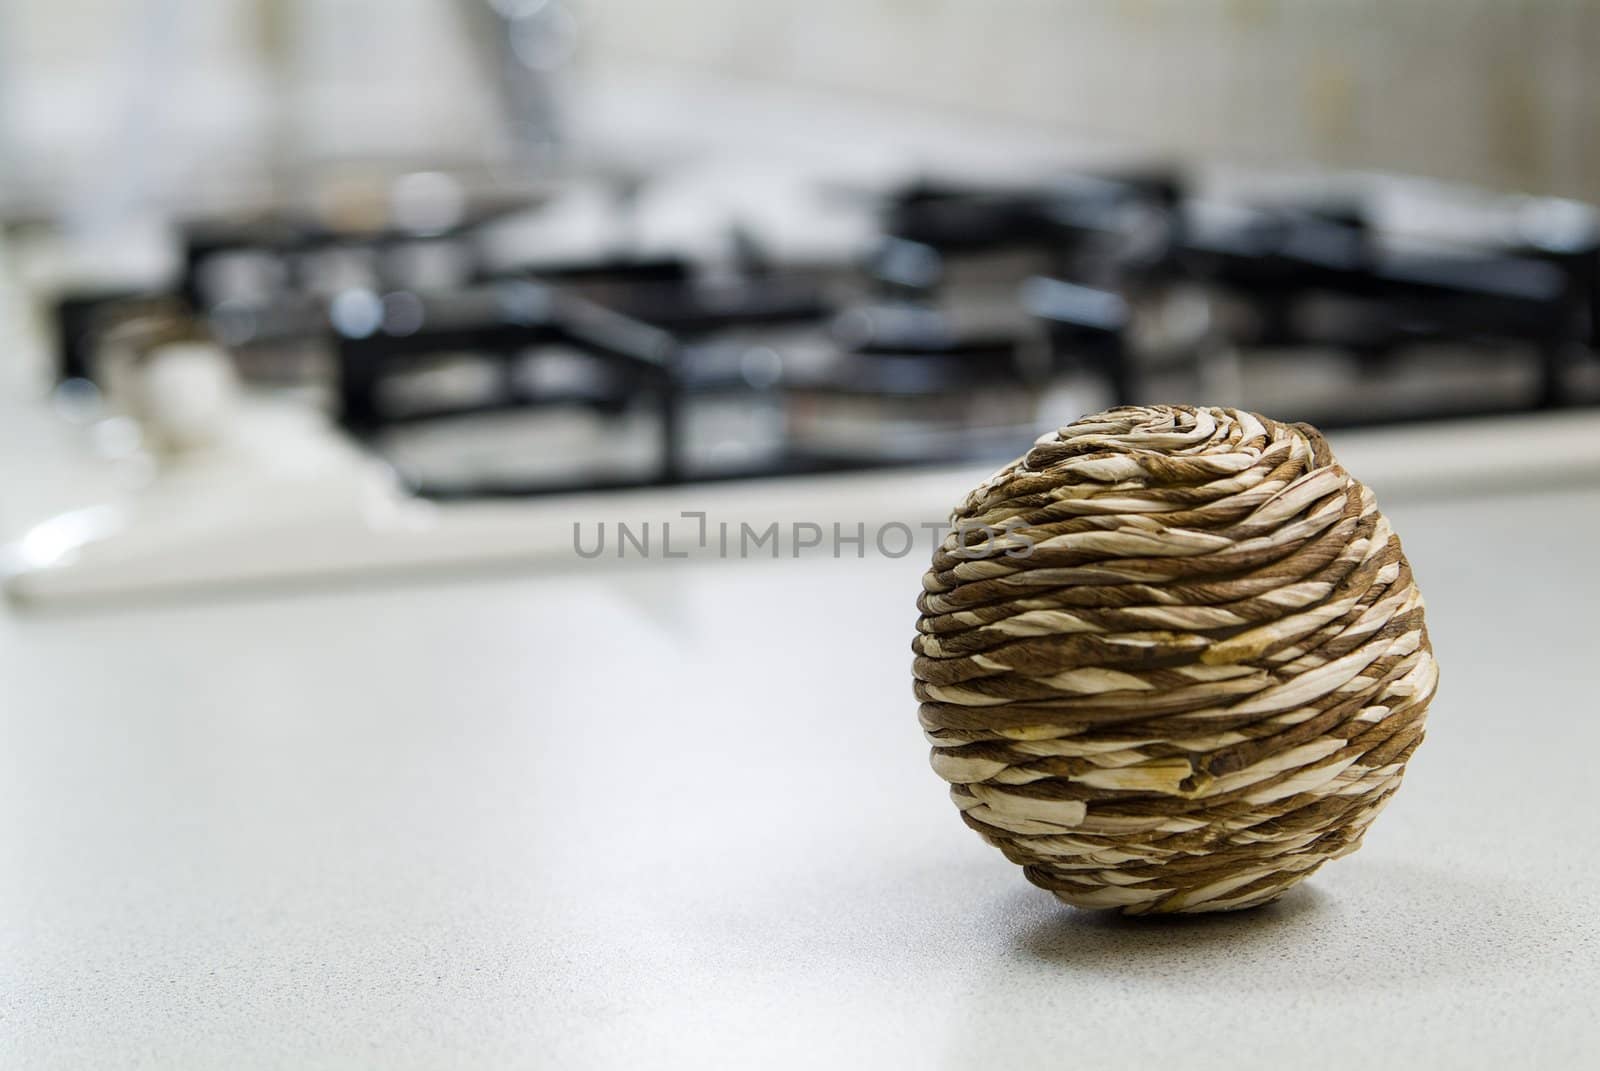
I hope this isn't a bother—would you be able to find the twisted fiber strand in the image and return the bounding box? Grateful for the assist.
[915,405,1438,914]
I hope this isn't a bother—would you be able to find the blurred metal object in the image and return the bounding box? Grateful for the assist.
[459,0,575,174]
[37,158,1600,505]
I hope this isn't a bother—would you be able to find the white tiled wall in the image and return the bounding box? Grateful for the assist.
[577,0,1600,199]
[0,0,508,206]
[1,1,1594,202]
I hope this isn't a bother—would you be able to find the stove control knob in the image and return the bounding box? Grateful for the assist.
[137,342,241,456]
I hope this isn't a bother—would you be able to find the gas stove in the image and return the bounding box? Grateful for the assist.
[37,165,1600,505]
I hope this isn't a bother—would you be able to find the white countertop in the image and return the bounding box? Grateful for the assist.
[3,431,1600,1068]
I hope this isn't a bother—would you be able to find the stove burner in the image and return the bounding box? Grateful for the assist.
[47,167,1600,498]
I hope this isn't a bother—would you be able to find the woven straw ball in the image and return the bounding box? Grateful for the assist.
[914,405,1438,914]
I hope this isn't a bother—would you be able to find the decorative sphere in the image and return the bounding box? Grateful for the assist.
[914,405,1438,914]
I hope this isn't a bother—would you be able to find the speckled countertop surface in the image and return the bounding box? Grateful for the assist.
[3,451,1599,1068]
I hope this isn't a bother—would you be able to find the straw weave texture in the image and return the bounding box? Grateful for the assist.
[915,405,1438,914]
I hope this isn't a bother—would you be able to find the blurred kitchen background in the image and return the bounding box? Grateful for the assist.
[2,0,1598,598]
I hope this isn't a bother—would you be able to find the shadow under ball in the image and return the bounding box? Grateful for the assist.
[914,405,1438,914]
